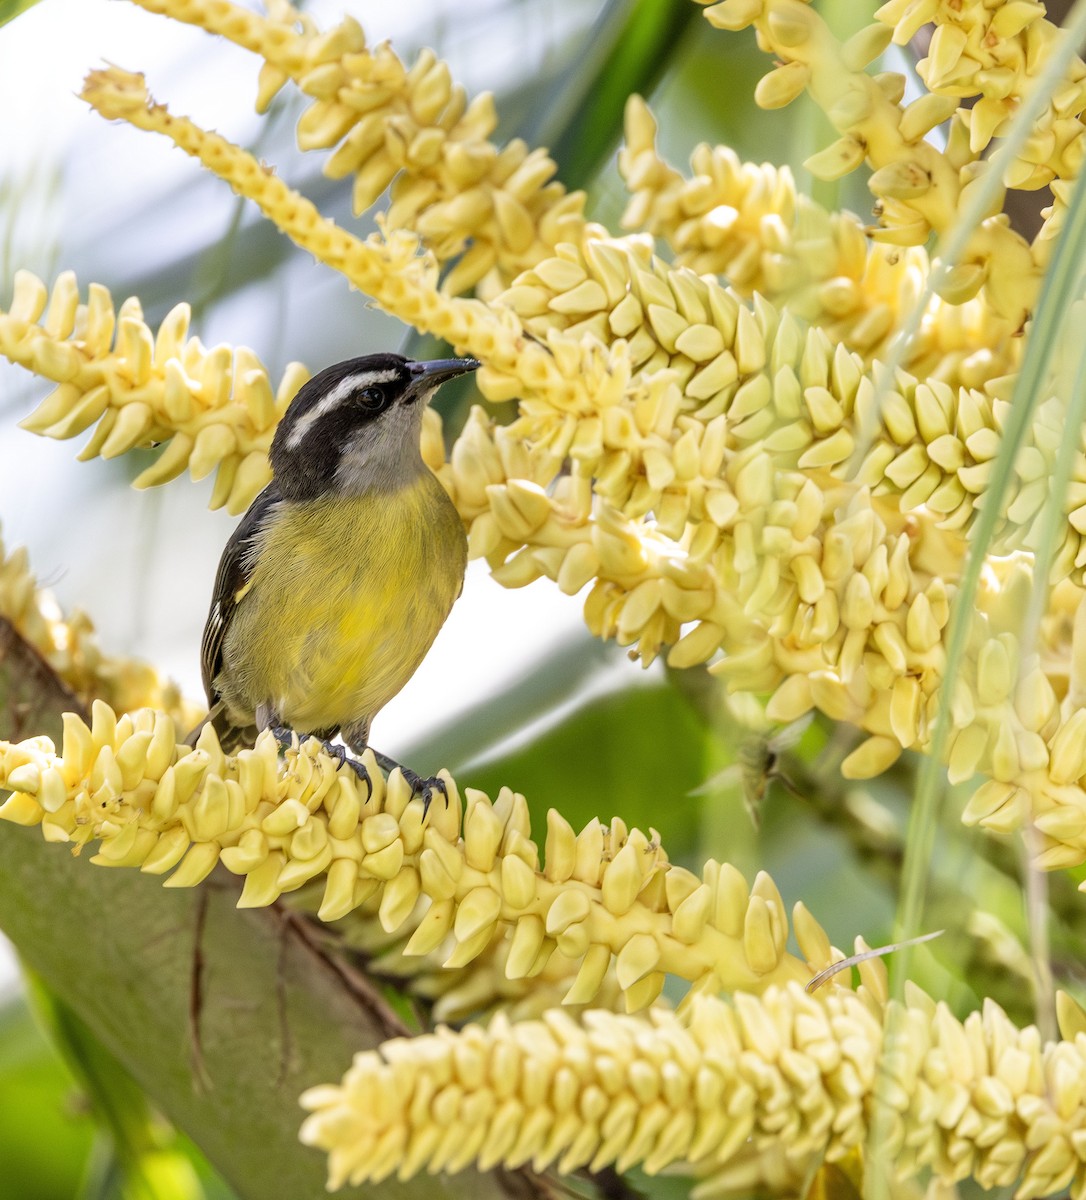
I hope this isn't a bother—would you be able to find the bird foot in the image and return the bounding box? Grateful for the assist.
[324,741,372,793]
[371,750,448,817]
[270,725,371,794]
[269,724,296,752]
[407,771,448,818]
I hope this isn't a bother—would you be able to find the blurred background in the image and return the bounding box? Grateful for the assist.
[5,1,1063,1197]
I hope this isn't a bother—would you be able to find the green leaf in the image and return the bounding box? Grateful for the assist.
[521,0,701,191]
[25,970,212,1200]
[401,629,614,775]
[0,996,96,1200]
[458,675,721,862]
[0,0,43,28]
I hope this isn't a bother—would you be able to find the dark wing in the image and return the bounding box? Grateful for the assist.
[200,481,283,703]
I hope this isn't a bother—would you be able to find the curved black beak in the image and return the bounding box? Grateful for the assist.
[408,357,481,390]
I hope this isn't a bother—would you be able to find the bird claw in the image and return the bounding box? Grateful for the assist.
[422,775,449,817]
[326,742,371,795]
[269,725,371,796]
[401,769,448,818]
[370,750,447,817]
[270,724,296,752]
[343,756,372,795]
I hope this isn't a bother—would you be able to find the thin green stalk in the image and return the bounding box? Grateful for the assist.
[891,11,1086,993]
[850,1,1086,472]
[1022,299,1086,646]
[1005,289,1086,1047]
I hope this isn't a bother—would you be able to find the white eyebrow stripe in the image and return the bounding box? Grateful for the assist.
[284,368,401,449]
[353,369,401,386]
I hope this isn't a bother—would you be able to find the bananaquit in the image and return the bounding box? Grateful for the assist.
[191,352,478,803]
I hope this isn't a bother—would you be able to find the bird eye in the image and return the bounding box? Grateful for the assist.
[356,386,385,410]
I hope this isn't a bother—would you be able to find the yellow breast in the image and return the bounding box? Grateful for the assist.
[218,472,466,735]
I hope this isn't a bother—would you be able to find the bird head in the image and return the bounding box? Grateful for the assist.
[270,352,479,499]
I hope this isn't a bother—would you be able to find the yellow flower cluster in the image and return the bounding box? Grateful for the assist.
[697,1,1041,324]
[0,527,195,727]
[127,0,586,295]
[13,233,1086,870]
[2,268,308,513]
[439,360,1086,874]
[337,897,626,1026]
[488,230,1056,562]
[0,525,613,1028]
[434,231,1086,871]
[877,0,1086,191]
[7,8,1086,883]
[0,702,819,1010]
[618,95,1022,384]
[67,61,1068,601]
[962,573,1086,871]
[128,0,1021,384]
[80,66,619,424]
[6,224,1053,582]
[300,979,1086,1196]
[792,560,1086,875]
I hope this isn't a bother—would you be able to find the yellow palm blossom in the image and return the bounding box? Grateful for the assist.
[300,978,1086,1195]
[0,702,822,1010]
[697,0,1045,323]
[877,0,1086,191]
[618,95,1023,382]
[2,269,303,513]
[127,0,587,295]
[0,53,1083,875]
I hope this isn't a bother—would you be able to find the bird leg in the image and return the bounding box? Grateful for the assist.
[268,722,372,795]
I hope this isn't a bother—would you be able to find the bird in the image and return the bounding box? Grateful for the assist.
[189,351,478,807]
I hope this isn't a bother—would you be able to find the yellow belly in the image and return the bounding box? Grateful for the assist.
[218,474,466,736]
